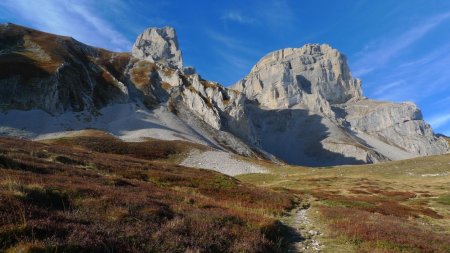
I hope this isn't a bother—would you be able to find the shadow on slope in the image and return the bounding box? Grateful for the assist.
[245,106,364,167]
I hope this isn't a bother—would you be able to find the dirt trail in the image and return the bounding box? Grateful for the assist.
[284,205,322,252]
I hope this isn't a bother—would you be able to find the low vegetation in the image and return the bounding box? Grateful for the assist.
[130,60,157,87]
[238,154,450,253]
[200,79,218,90]
[42,130,208,163]
[0,134,297,252]
[2,130,448,252]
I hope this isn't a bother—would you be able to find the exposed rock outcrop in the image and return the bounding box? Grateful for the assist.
[132,27,183,69]
[0,23,130,115]
[230,43,448,164]
[340,100,449,156]
[0,24,448,166]
[233,44,362,112]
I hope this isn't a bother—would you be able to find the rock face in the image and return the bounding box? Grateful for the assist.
[0,23,130,115]
[233,44,362,112]
[0,24,448,166]
[230,43,448,164]
[132,27,183,69]
[340,100,449,156]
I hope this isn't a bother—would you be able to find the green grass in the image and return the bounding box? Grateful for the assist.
[437,194,450,205]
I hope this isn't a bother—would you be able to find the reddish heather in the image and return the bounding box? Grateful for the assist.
[0,137,296,252]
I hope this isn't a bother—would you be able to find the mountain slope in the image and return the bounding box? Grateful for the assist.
[0,24,259,158]
[0,134,295,252]
[230,44,448,165]
[0,23,130,114]
[0,23,448,166]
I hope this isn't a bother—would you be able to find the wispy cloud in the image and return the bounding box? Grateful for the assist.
[215,49,253,71]
[256,0,295,31]
[207,31,261,56]
[428,113,450,129]
[207,31,261,84]
[70,3,131,51]
[353,11,450,77]
[363,43,450,102]
[372,80,405,96]
[208,30,261,69]
[434,96,450,106]
[0,0,132,51]
[221,11,254,24]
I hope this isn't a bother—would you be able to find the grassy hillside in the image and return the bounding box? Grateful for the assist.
[0,133,298,252]
[238,154,450,252]
[1,130,449,252]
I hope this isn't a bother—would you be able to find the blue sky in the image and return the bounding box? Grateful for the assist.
[1,0,450,135]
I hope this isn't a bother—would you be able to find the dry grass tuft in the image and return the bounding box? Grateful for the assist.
[320,207,450,253]
[130,60,157,87]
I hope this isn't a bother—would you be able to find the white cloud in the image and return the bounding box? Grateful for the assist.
[353,12,450,77]
[0,0,132,51]
[221,11,254,24]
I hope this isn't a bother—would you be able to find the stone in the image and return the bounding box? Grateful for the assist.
[233,44,363,111]
[0,24,129,115]
[132,27,183,69]
[340,99,449,156]
[227,44,448,164]
[183,66,196,75]
[0,25,448,166]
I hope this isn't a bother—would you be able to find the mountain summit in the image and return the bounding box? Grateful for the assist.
[0,24,448,166]
[132,27,183,69]
[233,44,362,110]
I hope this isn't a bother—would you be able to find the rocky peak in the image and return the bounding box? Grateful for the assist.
[132,27,183,69]
[0,24,448,166]
[233,44,363,110]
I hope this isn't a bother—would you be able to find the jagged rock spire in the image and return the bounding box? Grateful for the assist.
[132,27,183,69]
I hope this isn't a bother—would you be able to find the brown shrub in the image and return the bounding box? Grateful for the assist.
[312,189,441,219]
[320,207,450,253]
[349,188,371,194]
[161,81,172,90]
[0,137,293,252]
[130,60,156,86]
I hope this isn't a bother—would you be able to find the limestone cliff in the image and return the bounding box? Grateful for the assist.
[233,44,362,113]
[132,27,183,69]
[231,43,448,164]
[0,24,448,166]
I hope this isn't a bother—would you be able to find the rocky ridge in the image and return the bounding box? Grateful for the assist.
[233,44,362,112]
[132,27,183,69]
[0,23,448,166]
